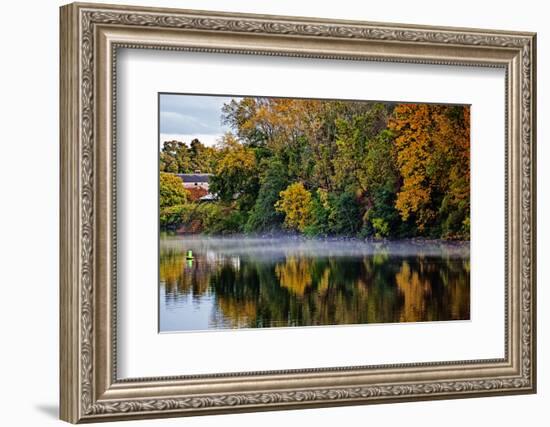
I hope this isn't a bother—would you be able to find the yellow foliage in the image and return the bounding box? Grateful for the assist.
[215,133,256,175]
[317,267,331,295]
[394,261,431,323]
[159,172,190,208]
[275,182,313,232]
[216,297,257,328]
[275,256,313,296]
[159,251,210,296]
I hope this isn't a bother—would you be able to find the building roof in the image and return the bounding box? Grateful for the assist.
[176,173,212,183]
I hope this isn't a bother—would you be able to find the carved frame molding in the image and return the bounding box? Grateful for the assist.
[60,2,536,423]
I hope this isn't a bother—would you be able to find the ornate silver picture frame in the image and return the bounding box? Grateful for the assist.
[60,2,536,423]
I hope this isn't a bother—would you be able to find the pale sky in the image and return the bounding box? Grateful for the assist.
[159,94,241,147]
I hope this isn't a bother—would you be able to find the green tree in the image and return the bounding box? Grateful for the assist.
[160,140,192,173]
[328,192,362,235]
[159,203,194,230]
[245,158,289,232]
[303,189,331,236]
[332,110,401,237]
[189,138,219,173]
[160,151,179,173]
[332,103,390,192]
[360,130,401,237]
[202,204,247,235]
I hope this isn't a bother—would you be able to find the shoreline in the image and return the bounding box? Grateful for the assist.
[161,231,470,246]
[160,234,470,259]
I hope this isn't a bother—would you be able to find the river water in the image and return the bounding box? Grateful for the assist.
[159,236,470,332]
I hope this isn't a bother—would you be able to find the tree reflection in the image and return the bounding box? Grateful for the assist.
[160,244,470,330]
[275,256,313,296]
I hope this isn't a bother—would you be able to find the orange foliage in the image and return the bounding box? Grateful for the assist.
[389,104,470,233]
[186,186,208,201]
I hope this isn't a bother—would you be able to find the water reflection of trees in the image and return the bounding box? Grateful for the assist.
[160,250,211,304]
[160,249,470,328]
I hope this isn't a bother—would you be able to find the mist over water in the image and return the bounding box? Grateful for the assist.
[159,236,470,332]
[161,235,469,259]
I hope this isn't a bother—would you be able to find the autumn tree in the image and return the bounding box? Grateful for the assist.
[275,182,313,232]
[209,133,259,211]
[223,98,334,186]
[222,97,272,146]
[159,172,189,208]
[389,104,470,238]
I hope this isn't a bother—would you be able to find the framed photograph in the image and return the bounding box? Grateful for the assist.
[60,2,537,423]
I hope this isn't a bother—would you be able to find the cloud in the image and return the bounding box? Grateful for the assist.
[159,94,240,135]
[160,111,212,134]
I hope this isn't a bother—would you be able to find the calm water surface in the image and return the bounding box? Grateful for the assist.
[159,236,470,332]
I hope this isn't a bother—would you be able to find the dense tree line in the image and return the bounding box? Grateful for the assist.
[160,138,219,173]
[160,98,470,240]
